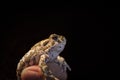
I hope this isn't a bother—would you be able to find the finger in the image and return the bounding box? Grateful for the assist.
[21,65,45,80]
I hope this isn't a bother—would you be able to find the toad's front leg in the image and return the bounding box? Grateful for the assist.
[55,56,71,72]
[38,54,59,80]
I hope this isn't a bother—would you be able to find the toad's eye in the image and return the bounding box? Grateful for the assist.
[52,35,58,41]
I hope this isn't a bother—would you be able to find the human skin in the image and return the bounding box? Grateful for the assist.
[21,62,67,80]
[21,66,44,80]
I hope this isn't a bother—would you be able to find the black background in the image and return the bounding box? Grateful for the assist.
[0,3,112,80]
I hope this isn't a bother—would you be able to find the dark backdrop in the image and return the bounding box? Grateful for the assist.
[0,5,112,80]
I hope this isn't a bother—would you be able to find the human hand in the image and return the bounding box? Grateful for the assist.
[21,66,44,80]
[21,62,67,80]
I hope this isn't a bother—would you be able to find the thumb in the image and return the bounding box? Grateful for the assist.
[21,65,45,80]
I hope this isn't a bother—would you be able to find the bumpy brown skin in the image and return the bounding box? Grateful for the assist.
[21,62,67,80]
